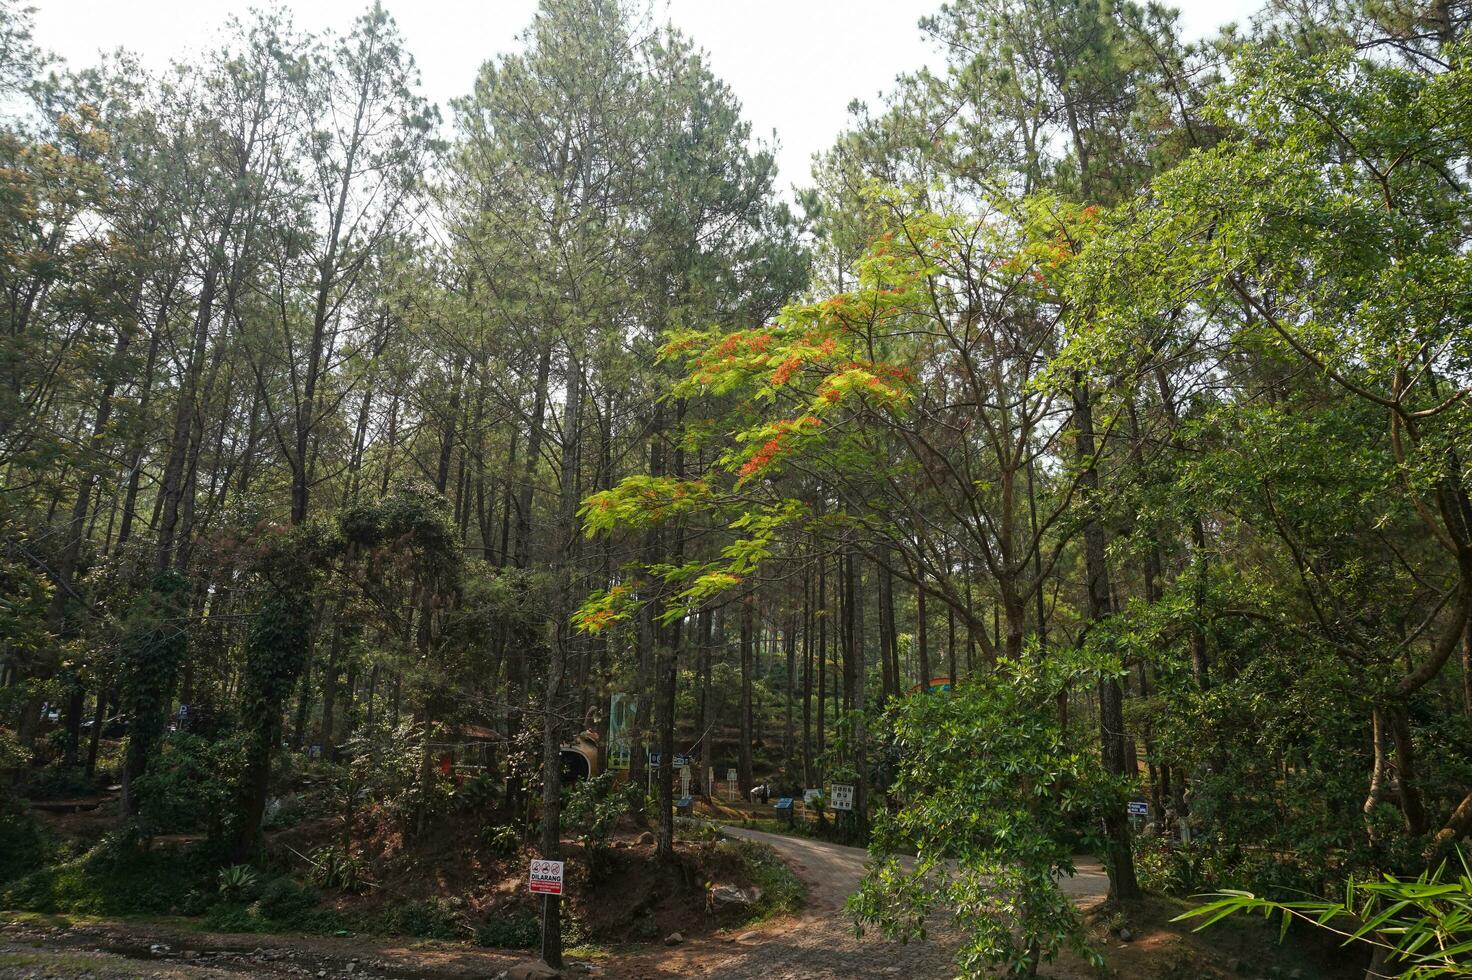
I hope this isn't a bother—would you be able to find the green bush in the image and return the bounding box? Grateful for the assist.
[0,797,53,885]
[133,732,247,837]
[255,876,318,919]
[474,912,540,949]
[217,864,263,902]
[18,764,96,801]
[454,773,499,811]
[203,903,258,932]
[383,897,462,939]
[565,771,638,881]
[203,899,348,935]
[480,823,520,857]
[342,718,435,832]
[309,844,368,892]
[1133,836,1208,896]
[848,655,1107,977]
[3,833,206,916]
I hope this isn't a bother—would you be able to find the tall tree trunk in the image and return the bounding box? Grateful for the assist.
[540,347,582,970]
[1072,374,1140,900]
[738,597,755,796]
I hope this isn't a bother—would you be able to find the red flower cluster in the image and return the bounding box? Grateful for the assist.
[738,417,822,479]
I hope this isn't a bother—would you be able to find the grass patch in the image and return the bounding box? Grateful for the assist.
[0,951,114,970]
[201,901,348,935]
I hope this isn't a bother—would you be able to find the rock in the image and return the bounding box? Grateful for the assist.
[709,884,761,908]
[735,930,761,943]
[508,960,562,980]
[638,832,655,845]
[1118,927,1133,942]
[664,932,683,946]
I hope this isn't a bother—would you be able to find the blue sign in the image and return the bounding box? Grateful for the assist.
[775,798,793,810]
[1127,801,1149,816]
[673,754,690,768]
[649,751,662,766]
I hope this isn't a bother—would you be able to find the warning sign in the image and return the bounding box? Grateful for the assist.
[529,859,564,896]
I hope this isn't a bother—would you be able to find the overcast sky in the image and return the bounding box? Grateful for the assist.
[33,0,1261,193]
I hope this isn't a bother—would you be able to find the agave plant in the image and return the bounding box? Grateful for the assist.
[216,864,261,902]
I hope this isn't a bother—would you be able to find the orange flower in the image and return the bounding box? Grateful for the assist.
[772,356,802,385]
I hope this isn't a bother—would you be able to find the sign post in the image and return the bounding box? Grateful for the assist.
[529,859,564,957]
[726,768,737,802]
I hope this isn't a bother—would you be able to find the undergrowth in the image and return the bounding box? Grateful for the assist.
[726,838,805,921]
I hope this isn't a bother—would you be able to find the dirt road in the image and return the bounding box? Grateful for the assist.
[721,825,1110,905]
[602,827,1110,979]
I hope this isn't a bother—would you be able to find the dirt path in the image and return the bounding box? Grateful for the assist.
[720,825,1110,905]
[601,827,1110,980]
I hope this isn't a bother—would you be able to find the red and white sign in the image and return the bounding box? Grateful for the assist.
[529,859,564,896]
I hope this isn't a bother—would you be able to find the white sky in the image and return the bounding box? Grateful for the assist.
[33,0,1260,193]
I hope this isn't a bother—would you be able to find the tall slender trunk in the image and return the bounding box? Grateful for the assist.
[1072,374,1139,900]
[738,597,755,795]
[916,572,931,688]
[540,347,582,970]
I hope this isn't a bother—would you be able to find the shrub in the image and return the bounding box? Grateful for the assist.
[0,797,52,886]
[474,912,540,949]
[217,864,263,903]
[480,823,520,857]
[383,897,462,939]
[1133,835,1208,897]
[255,876,318,919]
[342,718,431,831]
[454,773,499,811]
[18,764,96,801]
[132,732,247,837]
[203,903,258,932]
[3,833,206,917]
[309,844,368,893]
[848,655,1108,978]
[565,771,638,881]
